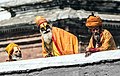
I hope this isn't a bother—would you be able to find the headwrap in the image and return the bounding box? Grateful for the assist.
[5,42,19,57]
[35,16,47,26]
[86,16,102,28]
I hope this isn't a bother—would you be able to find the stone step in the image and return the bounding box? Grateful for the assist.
[0,43,42,52]
[0,34,42,52]
[0,33,41,41]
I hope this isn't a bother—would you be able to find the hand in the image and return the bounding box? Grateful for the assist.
[85,51,92,57]
[89,48,99,52]
[86,48,99,53]
[45,53,53,57]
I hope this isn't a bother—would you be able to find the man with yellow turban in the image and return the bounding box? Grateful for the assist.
[5,42,22,61]
[35,16,78,57]
[85,14,117,57]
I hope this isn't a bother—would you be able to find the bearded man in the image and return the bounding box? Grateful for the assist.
[35,16,78,57]
[85,14,117,57]
[5,42,22,61]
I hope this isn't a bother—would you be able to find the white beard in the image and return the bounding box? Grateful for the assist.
[12,55,22,61]
[42,31,52,44]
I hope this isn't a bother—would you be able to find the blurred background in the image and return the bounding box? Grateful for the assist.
[0,0,120,62]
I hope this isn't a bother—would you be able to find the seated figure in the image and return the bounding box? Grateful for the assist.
[5,42,22,61]
[35,16,79,57]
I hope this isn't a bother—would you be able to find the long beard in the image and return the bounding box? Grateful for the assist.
[42,31,52,44]
[12,54,22,61]
[93,32,100,43]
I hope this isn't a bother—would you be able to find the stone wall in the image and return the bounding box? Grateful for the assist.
[0,0,120,59]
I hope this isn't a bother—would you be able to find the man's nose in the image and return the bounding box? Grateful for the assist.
[94,30,97,32]
[42,27,47,31]
[44,27,47,30]
[94,29,99,33]
[18,51,21,54]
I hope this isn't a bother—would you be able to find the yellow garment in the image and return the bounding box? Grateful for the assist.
[86,16,102,28]
[52,41,60,56]
[87,29,117,51]
[5,42,19,57]
[42,27,79,57]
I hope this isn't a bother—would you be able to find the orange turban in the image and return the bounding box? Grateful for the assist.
[5,42,19,57]
[35,16,47,26]
[86,16,102,28]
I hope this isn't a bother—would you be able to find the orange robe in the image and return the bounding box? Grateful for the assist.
[87,29,117,51]
[42,27,78,57]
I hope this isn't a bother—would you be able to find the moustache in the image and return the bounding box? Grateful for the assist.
[44,30,50,34]
[94,32,100,35]
[14,53,22,57]
[41,30,50,34]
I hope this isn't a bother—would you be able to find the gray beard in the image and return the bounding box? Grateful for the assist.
[12,55,22,61]
[94,35,100,43]
[93,32,100,43]
[42,31,52,44]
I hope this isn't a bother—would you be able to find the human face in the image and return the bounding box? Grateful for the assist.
[12,47,22,60]
[90,27,100,33]
[40,22,51,34]
[40,23,52,44]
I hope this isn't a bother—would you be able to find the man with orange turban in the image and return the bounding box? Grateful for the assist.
[5,42,22,61]
[35,16,78,57]
[85,14,117,57]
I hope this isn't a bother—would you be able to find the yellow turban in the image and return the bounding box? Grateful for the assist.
[35,16,47,26]
[86,16,102,28]
[5,42,19,56]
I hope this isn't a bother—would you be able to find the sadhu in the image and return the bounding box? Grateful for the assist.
[35,16,79,57]
[85,14,117,57]
[5,42,22,61]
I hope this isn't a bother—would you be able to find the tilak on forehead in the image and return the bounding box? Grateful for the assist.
[40,23,48,28]
[14,46,20,51]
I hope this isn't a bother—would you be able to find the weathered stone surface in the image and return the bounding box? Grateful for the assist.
[1,59,120,76]
[0,0,53,7]
[1,50,120,76]
[10,62,120,76]
[0,7,120,26]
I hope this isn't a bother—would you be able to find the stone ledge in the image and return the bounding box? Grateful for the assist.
[0,49,120,74]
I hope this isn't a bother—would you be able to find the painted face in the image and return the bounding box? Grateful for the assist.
[12,46,22,60]
[40,22,51,34]
[40,22,52,44]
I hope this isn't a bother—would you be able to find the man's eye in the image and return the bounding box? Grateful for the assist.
[41,27,45,31]
[15,51,18,53]
[46,25,50,29]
